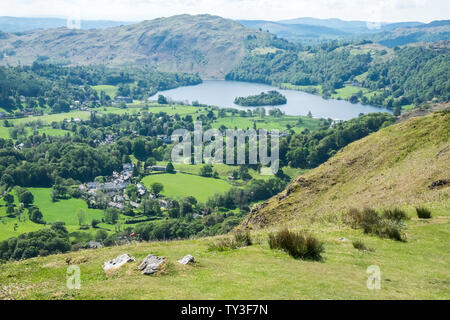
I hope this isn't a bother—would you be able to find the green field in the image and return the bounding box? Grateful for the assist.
[9,111,92,125]
[0,188,112,242]
[92,85,118,98]
[30,188,105,226]
[142,173,232,202]
[212,115,320,133]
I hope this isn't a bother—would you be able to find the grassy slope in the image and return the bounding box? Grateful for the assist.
[0,203,448,299]
[242,111,450,229]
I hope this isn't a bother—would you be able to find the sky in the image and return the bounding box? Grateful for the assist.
[0,0,449,23]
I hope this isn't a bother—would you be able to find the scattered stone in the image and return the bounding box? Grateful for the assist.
[338,237,350,242]
[103,254,135,272]
[138,254,165,275]
[178,254,195,265]
[428,179,450,189]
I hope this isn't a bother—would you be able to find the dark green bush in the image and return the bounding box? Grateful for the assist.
[416,207,432,219]
[345,208,406,241]
[268,229,324,261]
[382,208,409,222]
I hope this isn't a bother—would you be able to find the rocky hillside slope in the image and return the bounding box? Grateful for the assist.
[242,110,450,229]
[0,14,287,78]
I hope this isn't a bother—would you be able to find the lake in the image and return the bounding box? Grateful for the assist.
[152,80,392,120]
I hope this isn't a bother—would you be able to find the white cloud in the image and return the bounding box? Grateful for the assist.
[0,0,448,22]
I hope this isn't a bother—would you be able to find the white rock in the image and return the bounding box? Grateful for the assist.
[178,254,195,265]
[138,254,165,275]
[103,254,135,272]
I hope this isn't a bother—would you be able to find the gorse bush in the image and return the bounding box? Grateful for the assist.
[268,229,324,261]
[233,230,252,247]
[383,208,409,222]
[416,207,432,219]
[345,208,407,241]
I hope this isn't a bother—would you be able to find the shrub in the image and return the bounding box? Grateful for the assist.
[268,229,324,261]
[382,208,408,222]
[345,208,406,241]
[233,230,252,247]
[352,240,374,252]
[345,208,363,229]
[208,237,238,252]
[416,207,432,219]
[375,220,406,241]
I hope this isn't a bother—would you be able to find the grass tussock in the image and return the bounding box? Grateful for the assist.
[268,228,324,261]
[352,239,374,252]
[208,230,252,252]
[416,207,432,219]
[345,207,407,241]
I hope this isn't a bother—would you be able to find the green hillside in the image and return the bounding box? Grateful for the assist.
[0,14,291,78]
[242,111,449,229]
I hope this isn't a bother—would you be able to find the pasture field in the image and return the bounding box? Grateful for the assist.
[29,188,105,227]
[0,188,114,242]
[92,85,118,98]
[211,114,320,133]
[141,173,232,202]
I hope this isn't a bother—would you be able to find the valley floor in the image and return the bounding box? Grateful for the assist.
[1,202,448,300]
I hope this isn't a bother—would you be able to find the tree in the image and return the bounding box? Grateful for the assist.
[17,189,34,207]
[77,209,86,227]
[28,206,44,224]
[91,219,100,228]
[1,174,14,187]
[151,182,164,197]
[158,95,168,104]
[199,164,213,177]
[140,198,161,217]
[3,193,13,204]
[132,138,146,160]
[95,229,108,242]
[166,162,175,174]
[125,184,138,200]
[104,208,119,225]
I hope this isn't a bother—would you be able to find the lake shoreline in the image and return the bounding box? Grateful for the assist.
[152,80,393,120]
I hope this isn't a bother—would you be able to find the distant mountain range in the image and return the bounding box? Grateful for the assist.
[0,14,448,78]
[239,17,450,45]
[1,15,448,47]
[0,16,133,32]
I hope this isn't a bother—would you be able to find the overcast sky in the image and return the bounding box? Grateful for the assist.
[0,0,449,23]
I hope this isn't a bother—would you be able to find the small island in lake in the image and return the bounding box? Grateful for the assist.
[234,90,287,107]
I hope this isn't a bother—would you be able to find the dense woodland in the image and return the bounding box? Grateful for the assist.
[0,62,201,113]
[227,41,450,107]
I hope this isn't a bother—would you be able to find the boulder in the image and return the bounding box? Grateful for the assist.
[138,254,165,275]
[103,254,135,272]
[178,254,195,265]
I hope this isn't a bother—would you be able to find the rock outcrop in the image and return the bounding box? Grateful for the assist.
[103,254,135,272]
[138,254,165,275]
[178,255,195,265]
